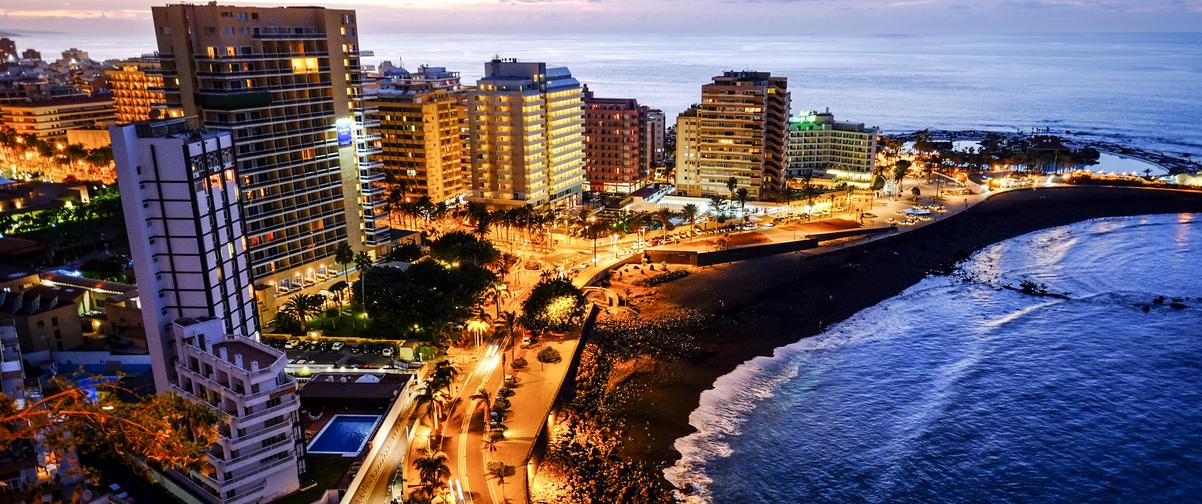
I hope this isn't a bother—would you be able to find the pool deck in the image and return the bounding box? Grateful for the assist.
[304,412,384,456]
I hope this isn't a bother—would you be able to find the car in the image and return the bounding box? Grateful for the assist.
[350,346,360,354]
[382,347,394,357]
[331,341,344,351]
[285,340,298,349]
[578,261,591,269]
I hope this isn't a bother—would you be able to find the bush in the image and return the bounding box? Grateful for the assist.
[537,347,562,364]
[521,277,587,333]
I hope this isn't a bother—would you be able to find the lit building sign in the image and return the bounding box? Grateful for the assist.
[336,118,353,147]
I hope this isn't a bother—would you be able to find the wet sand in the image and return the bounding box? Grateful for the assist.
[602,186,1202,482]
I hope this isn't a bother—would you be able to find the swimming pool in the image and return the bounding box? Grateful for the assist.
[307,414,383,456]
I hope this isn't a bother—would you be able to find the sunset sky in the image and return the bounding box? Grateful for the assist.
[2,0,1201,36]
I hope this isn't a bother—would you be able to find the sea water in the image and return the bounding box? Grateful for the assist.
[666,213,1202,503]
[12,32,1202,157]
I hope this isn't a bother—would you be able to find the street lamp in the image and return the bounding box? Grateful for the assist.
[588,216,597,263]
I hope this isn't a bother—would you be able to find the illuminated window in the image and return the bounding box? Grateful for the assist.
[290,57,319,73]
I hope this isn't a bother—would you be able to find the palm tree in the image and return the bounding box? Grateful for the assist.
[469,387,491,433]
[892,159,911,189]
[335,242,354,288]
[734,187,750,215]
[494,311,521,364]
[725,176,738,198]
[706,194,726,224]
[354,251,372,307]
[412,447,451,498]
[486,461,508,498]
[681,203,699,232]
[432,360,459,395]
[280,293,324,325]
[651,208,675,239]
[486,281,508,318]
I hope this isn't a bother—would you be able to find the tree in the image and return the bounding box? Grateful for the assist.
[431,360,460,395]
[387,242,423,263]
[0,376,219,482]
[469,387,491,435]
[362,261,496,342]
[536,346,562,364]
[725,176,738,197]
[521,277,587,333]
[280,293,324,325]
[651,208,676,239]
[335,242,354,288]
[681,203,699,232]
[354,251,373,305]
[486,461,509,497]
[494,311,521,364]
[734,187,750,214]
[429,231,499,266]
[892,159,912,188]
[911,186,922,201]
[411,447,451,500]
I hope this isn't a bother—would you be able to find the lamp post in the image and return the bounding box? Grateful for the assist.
[588,216,597,263]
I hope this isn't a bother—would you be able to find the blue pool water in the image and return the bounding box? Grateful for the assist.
[307,414,382,455]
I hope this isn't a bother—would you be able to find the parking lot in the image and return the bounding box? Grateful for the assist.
[262,337,405,371]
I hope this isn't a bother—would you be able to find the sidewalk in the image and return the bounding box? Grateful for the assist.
[484,335,581,504]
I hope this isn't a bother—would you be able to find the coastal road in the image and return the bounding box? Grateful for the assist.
[443,344,505,504]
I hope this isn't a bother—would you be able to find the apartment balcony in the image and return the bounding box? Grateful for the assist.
[252,26,328,39]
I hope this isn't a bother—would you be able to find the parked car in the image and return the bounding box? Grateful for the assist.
[331,341,344,351]
[382,347,394,357]
[285,339,298,349]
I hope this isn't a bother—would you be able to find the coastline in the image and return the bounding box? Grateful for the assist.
[595,185,1202,491]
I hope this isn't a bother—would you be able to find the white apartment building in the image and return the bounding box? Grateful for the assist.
[787,110,879,185]
[170,317,303,504]
[467,58,585,207]
[673,105,702,195]
[112,118,258,393]
[112,118,302,504]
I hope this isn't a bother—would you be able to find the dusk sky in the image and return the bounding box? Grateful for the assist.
[2,0,1201,35]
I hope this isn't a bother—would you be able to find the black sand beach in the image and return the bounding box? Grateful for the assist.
[600,186,1202,484]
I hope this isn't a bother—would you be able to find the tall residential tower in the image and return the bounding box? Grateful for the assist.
[150,4,385,303]
[112,118,303,504]
[466,58,585,207]
[679,71,789,199]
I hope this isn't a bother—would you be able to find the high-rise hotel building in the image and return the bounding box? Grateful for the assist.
[582,87,646,194]
[673,104,702,195]
[787,109,879,185]
[466,58,585,207]
[676,71,789,199]
[112,118,304,504]
[106,57,181,123]
[150,4,385,301]
[371,65,468,204]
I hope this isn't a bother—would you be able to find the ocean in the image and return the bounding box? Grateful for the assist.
[665,213,1202,503]
[11,31,1202,158]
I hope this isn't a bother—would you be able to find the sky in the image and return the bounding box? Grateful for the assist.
[1,0,1201,36]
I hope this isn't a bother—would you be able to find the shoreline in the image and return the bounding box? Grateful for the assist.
[591,186,1202,495]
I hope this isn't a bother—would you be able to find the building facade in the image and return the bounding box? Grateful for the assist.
[684,71,789,199]
[642,107,665,168]
[150,4,386,299]
[787,110,878,184]
[0,39,16,63]
[673,104,702,196]
[112,119,303,504]
[0,96,116,139]
[111,119,258,393]
[0,285,85,354]
[583,89,645,194]
[106,57,175,123]
[170,317,303,504]
[466,58,585,207]
[371,66,467,204]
